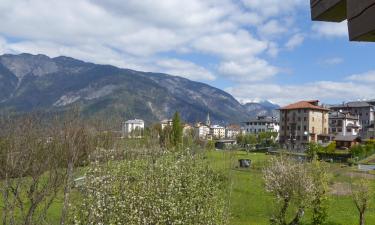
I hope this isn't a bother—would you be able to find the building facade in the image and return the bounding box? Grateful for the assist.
[330,101,374,137]
[225,124,241,139]
[160,119,173,130]
[279,100,329,150]
[195,123,210,140]
[329,111,361,136]
[122,119,145,138]
[242,116,279,135]
[210,125,226,139]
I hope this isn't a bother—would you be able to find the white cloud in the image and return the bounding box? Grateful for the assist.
[346,70,375,83]
[258,20,287,37]
[285,33,304,50]
[155,59,216,81]
[312,21,348,38]
[320,57,344,65]
[218,58,278,82]
[193,30,268,59]
[0,0,308,83]
[241,0,306,19]
[226,81,375,106]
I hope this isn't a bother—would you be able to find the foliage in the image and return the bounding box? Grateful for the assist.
[350,142,375,160]
[70,148,228,225]
[263,155,330,225]
[263,155,315,225]
[310,160,329,225]
[306,143,323,159]
[351,179,373,225]
[172,111,183,147]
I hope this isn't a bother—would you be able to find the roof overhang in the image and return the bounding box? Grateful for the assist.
[310,0,347,22]
[347,0,375,41]
[311,0,375,42]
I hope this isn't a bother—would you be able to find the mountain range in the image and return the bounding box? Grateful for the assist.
[0,53,279,124]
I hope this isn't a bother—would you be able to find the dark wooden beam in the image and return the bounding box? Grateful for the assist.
[311,0,347,22]
[347,0,375,41]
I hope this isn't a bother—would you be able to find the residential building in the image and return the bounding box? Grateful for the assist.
[183,124,193,136]
[122,119,144,138]
[329,111,361,136]
[330,101,374,137]
[334,135,362,149]
[210,125,226,139]
[310,0,375,42]
[279,100,330,150]
[225,124,241,139]
[161,119,173,130]
[242,116,280,134]
[195,123,210,140]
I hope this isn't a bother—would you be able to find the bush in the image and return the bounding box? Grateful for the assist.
[70,149,228,225]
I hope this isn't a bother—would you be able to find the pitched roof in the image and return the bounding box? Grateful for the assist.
[330,101,373,108]
[334,135,361,142]
[280,100,329,111]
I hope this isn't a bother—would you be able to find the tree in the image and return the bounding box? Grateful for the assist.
[171,112,183,147]
[310,160,329,225]
[351,179,372,225]
[263,155,315,225]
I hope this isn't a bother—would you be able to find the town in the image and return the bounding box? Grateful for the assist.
[122,99,375,152]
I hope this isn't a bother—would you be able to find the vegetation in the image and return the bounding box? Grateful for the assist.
[351,179,373,225]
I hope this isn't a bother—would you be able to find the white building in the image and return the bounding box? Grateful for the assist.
[329,111,361,136]
[195,123,210,139]
[122,119,144,138]
[161,119,173,130]
[225,125,241,139]
[242,116,280,134]
[210,125,226,139]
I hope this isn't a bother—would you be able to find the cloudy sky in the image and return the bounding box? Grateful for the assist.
[0,0,374,106]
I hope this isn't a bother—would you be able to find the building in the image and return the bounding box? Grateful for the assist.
[183,124,193,136]
[242,116,279,135]
[225,124,241,139]
[160,119,173,130]
[279,100,330,150]
[334,135,362,149]
[122,119,144,138]
[329,111,361,136]
[210,125,226,139]
[195,123,210,140]
[330,101,374,137]
[310,0,375,42]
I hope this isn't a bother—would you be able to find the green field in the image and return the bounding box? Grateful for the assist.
[209,150,375,225]
[2,150,375,225]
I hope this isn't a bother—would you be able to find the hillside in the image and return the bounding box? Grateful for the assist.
[0,53,273,124]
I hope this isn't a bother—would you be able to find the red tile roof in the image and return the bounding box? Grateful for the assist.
[280,100,329,111]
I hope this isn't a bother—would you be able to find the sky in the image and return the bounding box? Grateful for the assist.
[0,0,374,106]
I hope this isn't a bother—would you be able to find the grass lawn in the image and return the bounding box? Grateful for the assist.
[208,150,375,225]
[2,150,375,225]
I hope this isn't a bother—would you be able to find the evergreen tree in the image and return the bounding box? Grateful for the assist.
[172,112,183,147]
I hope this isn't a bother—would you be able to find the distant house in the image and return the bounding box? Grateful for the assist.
[160,119,173,130]
[334,135,361,149]
[122,119,144,138]
[195,123,210,140]
[242,116,279,135]
[329,111,361,136]
[226,124,241,139]
[210,125,226,139]
[330,101,374,137]
[183,124,193,136]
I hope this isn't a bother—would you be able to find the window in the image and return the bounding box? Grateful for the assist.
[297,126,301,131]
[298,117,301,121]
[312,117,315,122]
[304,117,307,121]
[312,127,315,133]
[287,126,290,130]
[298,109,301,113]
[304,109,308,113]
[332,128,336,132]
[304,126,307,131]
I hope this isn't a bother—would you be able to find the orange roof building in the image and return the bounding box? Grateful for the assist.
[279,100,330,150]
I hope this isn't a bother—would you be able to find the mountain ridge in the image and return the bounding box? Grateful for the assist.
[0,53,279,124]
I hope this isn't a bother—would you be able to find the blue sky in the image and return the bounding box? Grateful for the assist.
[0,0,374,105]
